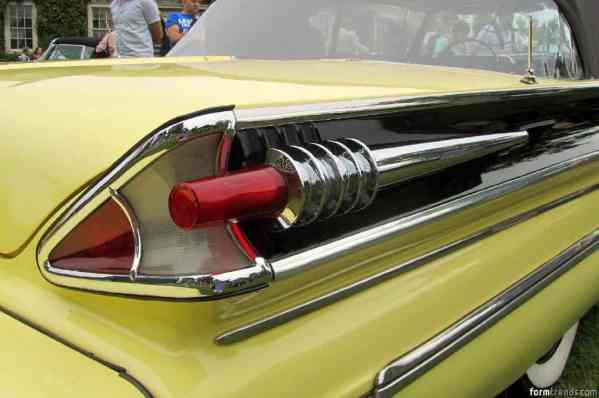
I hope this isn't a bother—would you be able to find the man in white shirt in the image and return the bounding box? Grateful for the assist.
[110,0,163,58]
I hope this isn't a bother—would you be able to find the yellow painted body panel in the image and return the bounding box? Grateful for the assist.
[0,312,142,397]
[0,56,592,253]
[0,185,597,397]
[1,57,598,397]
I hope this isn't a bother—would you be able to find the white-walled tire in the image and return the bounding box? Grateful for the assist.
[524,321,579,388]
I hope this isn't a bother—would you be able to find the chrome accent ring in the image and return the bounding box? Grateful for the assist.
[267,148,307,230]
[338,138,378,211]
[325,140,364,215]
[289,145,328,225]
[306,142,346,219]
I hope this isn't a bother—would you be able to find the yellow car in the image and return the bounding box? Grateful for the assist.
[1,0,598,397]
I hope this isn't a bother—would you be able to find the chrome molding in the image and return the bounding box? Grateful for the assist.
[372,228,599,398]
[263,132,527,229]
[234,83,599,128]
[370,132,528,189]
[37,108,275,300]
[109,188,143,281]
[271,148,599,280]
[215,182,599,344]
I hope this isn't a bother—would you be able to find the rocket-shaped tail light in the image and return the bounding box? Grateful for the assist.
[170,132,529,230]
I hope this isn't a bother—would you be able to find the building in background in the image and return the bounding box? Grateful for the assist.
[1,0,212,54]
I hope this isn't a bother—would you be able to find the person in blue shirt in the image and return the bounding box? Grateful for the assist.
[165,0,202,47]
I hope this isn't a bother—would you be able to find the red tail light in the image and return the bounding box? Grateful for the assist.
[48,198,134,275]
[169,166,288,229]
[37,110,273,300]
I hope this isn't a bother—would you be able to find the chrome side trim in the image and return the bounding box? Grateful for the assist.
[271,148,599,280]
[262,132,527,229]
[109,188,143,281]
[371,132,528,189]
[234,83,599,128]
[373,228,599,398]
[37,108,275,300]
[215,182,599,344]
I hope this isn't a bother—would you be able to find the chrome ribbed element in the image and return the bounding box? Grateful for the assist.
[266,132,528,229]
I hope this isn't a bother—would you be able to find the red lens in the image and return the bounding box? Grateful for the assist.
[49,198,134,275]
[169,166,289,229]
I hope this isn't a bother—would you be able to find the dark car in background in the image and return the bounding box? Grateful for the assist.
[39,37,103,61]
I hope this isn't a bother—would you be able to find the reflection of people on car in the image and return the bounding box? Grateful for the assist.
[425,31,449,58]
[433,20,471,57]
[337,18,370,56]
[423,14,451,58]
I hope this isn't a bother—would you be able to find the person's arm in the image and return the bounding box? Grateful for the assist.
[164,13,183,44]
[149,21,164,44]
[166,25,184,44]
[141,0,163,44]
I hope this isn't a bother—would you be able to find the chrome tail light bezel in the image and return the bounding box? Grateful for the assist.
[36,107,273,300]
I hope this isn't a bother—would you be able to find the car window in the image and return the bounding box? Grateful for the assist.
[82,46,95,59]
[170,0,582,80]
[48,44,85,60]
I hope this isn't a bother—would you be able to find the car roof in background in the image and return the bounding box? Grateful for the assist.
[51,37,100,47]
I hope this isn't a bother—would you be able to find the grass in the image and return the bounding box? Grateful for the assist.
[558,305,599,388]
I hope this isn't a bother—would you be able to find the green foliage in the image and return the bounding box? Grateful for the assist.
[0,51,18,61]
[35,0,89,48]
[558,305,599,388]
[0,0,89,53]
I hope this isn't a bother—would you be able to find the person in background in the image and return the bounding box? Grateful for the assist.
[30,47,43,61]
[96,12,118,58]
[17,48,30,62]
[96,31,118,58]
[437,20,471,56]
[110,0,163,58]
[165,0,202,48]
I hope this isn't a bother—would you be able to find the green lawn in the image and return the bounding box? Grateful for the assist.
[558,305,599,388]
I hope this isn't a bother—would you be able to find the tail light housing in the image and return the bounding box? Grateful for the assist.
[37,106,527,301]
[37,109,272,299]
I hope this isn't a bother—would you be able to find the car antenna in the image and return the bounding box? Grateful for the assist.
[521,16,538,84]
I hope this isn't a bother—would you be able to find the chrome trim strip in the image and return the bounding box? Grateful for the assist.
[234,83,599,128]
[109,189,143,281]
[215,183,599,345]
[271,147,599,280]
[373,228,599,398]
[371,132,528,189]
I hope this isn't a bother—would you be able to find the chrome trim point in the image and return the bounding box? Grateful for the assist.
[37,108,275,300]
[373,228,599,398]
[371,132,528,189]
[215,183,599,345]
[264,132,527,229]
